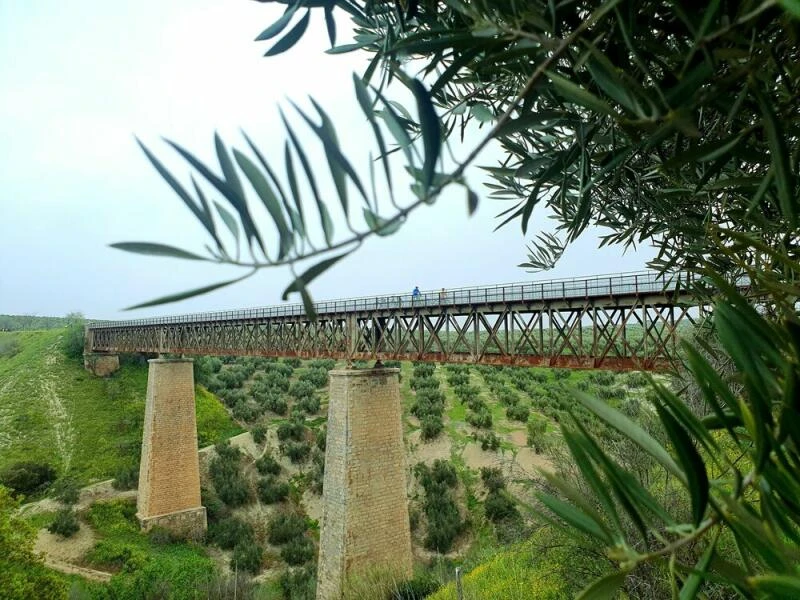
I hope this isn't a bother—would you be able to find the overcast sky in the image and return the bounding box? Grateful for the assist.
[0,1,655,320]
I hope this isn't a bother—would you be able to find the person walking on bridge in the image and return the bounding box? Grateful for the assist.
[412,286,420,301]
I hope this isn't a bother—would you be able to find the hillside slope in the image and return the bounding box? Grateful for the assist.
[0,330,241,488]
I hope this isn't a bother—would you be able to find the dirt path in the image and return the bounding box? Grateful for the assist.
[39,343,75,472]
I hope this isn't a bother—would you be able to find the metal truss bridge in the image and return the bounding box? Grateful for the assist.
[87,271,706,371]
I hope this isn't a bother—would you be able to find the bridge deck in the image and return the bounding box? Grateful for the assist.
[87,271,702,370]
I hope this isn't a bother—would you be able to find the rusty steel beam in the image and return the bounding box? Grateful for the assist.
[87,271,713,371]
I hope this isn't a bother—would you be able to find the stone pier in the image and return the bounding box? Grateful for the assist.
[83,353,120,377]
[316,368,413,600]
[136,358,206,539]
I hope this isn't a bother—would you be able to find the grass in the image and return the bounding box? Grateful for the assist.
[83,498,217,600]
[0,330,241,489]
[428,537,570,600]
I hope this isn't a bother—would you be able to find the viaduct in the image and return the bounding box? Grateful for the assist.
[84,271,700,599]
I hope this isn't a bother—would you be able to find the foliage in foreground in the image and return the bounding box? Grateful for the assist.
[0,485,67,599]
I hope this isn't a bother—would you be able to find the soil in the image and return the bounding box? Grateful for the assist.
[407,429,452,465]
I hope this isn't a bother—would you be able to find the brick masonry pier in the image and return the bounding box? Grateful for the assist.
[136,358,206,539]
[316,368,413,600]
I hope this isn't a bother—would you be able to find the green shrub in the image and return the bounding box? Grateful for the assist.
[147,525,179,546]
[232,399,259,422]
[283,440,311,464]
[277,417,306,441]
[0,461,57,498]
[552,368,572,380]
[0,337,21,358]
[52,476,80,505]
[309,358,336,370]
[61,313,85,359]
[484,491,518,523]
[280,567,316,600]
[255,454,281,476]
[280,536,315,565]
[283,358,302,368]
[480,467,505,493]
[316,427,327,452]
[420,415,444,440]
[201,486,229,522]
[626,371,649,388]
[526,416,548,453]
[300,367,328,388]
[389,573,441,599]
[47,508,79,538]
[289,380,316,401]
[87,539,148,572]
[414,461,465,553]
[506,403,530,423]
[210,442,251,507]
[297,395,321,414]
[478,431,501,451]
[258,476,289,504]
[588,371,616,386]
[208,516,255,550]
[251,424,267,444]
[466,409,492,429]
[231,540,263,574]
[268,513,307,545]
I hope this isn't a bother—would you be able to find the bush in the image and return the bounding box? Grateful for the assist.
[61,313,85,359]
[484,491,518,523]
[283,358,302,368]
[300,367,328,388]
[52,476,80,505]
[420,414,444,440]
[0,337,21,358]
[506,403,530,423]
[480,467,505,493]
[296,395,321,414]
[267,513,307,545]
[231,540,263,574]
[289,380,317,401]
[87,539,148,572]
[466,409,492,429]
[316,427,327,451]
[208,516,254,550]
[202,485,229,522]
[280,567,316,600]
[478,431,501,451]
[626,371,649,388]
[283,440,311,464]
[527,416,548,453]
[255,454,281,476]
[47,508,79,538]
[277,417,306,441]
[257,476,289,504]
[588,371,616,386]
[552,368,572,380]
[251,424,267,444]
[210,442,251,507]
[0,461,57,498]
[280,536,315,565]
[309,358,336,371]
[389,573,440,599]
[232,399,259,422]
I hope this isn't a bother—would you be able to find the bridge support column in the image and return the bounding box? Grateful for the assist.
[316,368,412,600]
[83,353,120,377]
[136,358,206,540]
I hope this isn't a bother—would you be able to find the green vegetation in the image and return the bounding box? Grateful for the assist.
[0,485,66,599]
[0,330,240,492]
[84,498,217,599]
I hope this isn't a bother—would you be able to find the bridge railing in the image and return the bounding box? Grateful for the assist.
[88,270,694,329]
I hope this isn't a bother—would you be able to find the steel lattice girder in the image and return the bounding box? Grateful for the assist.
[88,292,699,371]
